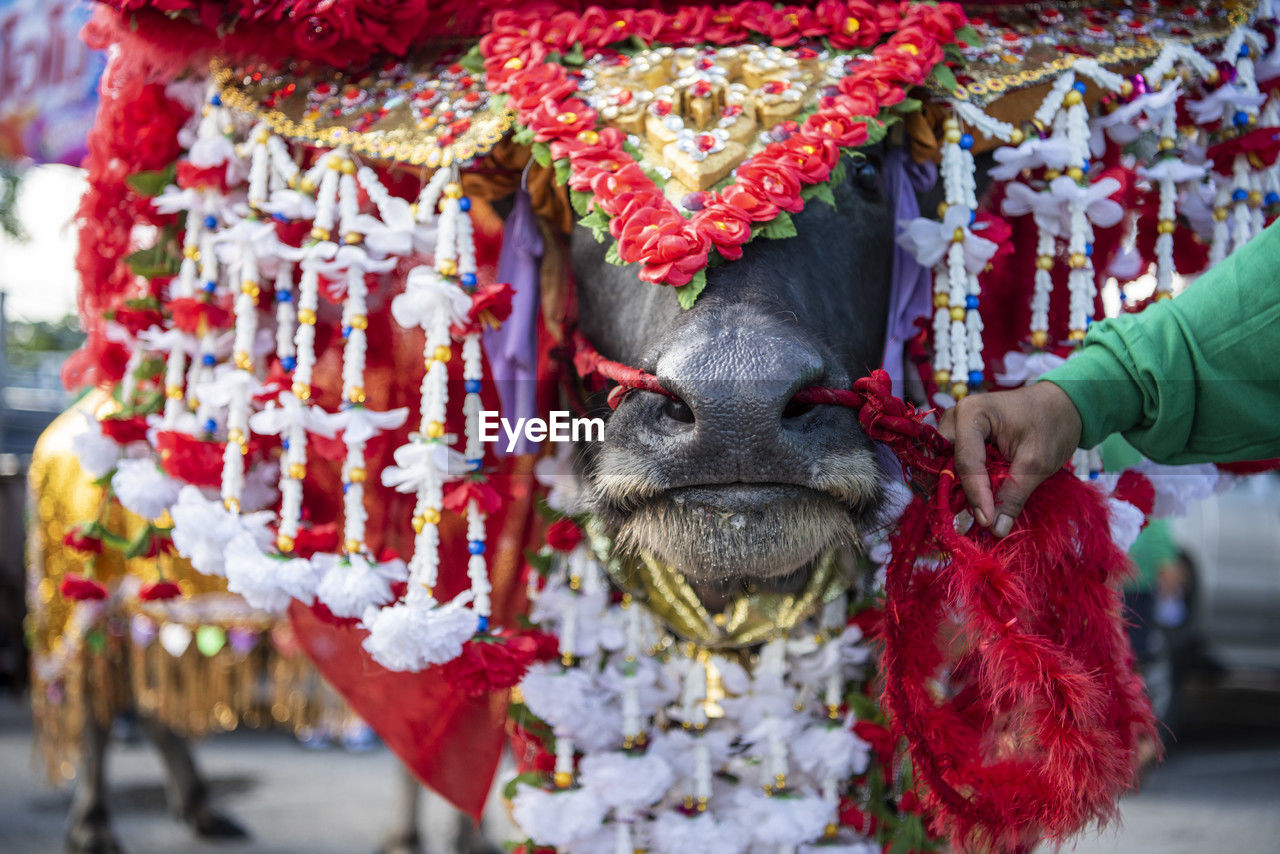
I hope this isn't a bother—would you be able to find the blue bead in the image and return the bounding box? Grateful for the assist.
[1085,243,1094,257]
[466,457,483,471]
[958,133,974,150]
[969,209,977,225]
[468,540,486,555]
[1233,188,1249,202]
[1088,470,1100,480]
[203,215,217,229]
[1073,81,1087,94]
[460,272,477,286]
[967,370,984,385]
[458,197,472,212]
[1240,44,1251,58]
[342,325,352,338]
[964,295,979,309]
[1081,159,1090,173]
[276,290,293,302]
[1268,192,1280,206]
[343,483,350,494]
[201,353,216,366]
[1234,110,1250,127]
[210,94,222,107]
[476,615,489,633]
[272,213,288,223]
[281,356,297,371]
[204,419,217,433]
[282,439,291,451]
[203,281,217,293]
[1086,316,1095,328]
[464,379,482,394]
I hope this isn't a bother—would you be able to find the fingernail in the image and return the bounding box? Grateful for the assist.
[994,514,1014,538]
[974,507,991,527]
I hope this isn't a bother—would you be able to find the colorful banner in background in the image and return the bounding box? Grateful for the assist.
[0,0,102,166]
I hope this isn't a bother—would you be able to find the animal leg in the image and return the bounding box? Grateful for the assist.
[376,764,422,854]
[65,715,123,854]
[136,714,248,840]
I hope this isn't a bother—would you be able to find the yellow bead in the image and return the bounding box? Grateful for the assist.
[952,226,966,243]
[825,823,839,839]
[254,128,270,144]
[1044,168,1061,180]
[934,369,951,386]
[1030,330,1050,349]
[1120,80,1134,97]
[241,281,260,298]
[348,387,366,404]
[1157,220,1176,234]
[438,258,458,277]
[949,306,966,322]
[299,178,317,194]
[936,201,949,217]
[350,315,368,330]
[1068,328,1086,342]
[1213,207,1229,222]
[1249,190,1264,207]
[1154,291,1173,301]
[1036,255,1055,271]
[228,427,245,445]
[276,534,295,553]
[411,515,426,533]
[1067,167,1084,181]
[1068,252,1088,269]
[234,351,252,371]
[433,345,451,362]
[184,246,200,260]
[343,232,364,245]
[950,382,969,400]
[1158,137,1175,151]
[292,381,311,400]
[1063,90,1083,107]
[576,130,599,144]
[166,385,184,400]
[311,226,331,242]
[422,507,441,525]
[339,159,356,175]
[348,467,366,483]
[223,497,240,513]
[288,462,307,480]
[444,182,463,199]
[504,56,524,70]
[344,539,362,554]
[944,128,962,144]
[1207,69,1220,85]
[553,771,573,789]
[1009,128,1024,145]
[933,293,949,308]
[297,308,317,325]
[1163,69,1178,81]
[425,420,445,438]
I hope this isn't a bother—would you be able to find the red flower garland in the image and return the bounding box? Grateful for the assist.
[481,0,965,289]
[61,573,110,601]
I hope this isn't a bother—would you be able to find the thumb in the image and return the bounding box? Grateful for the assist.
[991,455,1049,537]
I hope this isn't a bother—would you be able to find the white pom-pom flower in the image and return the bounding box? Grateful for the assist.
[579,751,675,811]
[649,811,750,854]
[360,592,477,672]
[511,785,608,848]
[314,552,407,618]
[728,788,835,847]
[791,722,871,781]
[111,459,182,521]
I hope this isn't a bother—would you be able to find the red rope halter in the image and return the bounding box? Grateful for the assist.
[571,333,1154,852]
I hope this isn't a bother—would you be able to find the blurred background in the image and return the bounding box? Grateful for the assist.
[1,2,1278,853]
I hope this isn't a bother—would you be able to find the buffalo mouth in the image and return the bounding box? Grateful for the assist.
[611,482,871,585]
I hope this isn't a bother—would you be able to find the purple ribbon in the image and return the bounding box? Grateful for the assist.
[881,148,938,399]
[483,187,544,456]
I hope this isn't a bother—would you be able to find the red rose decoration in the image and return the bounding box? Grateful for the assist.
[169,296,233,335]
[439,637,532,696]
[138,579,182,601]
[695,201,753,261]
[615,209,710,287]
[544,517,584,552]
[838,797,880,835]
[110,305,164,336]
[443,479,504,515]
[821,0,881,49]
[461,281,515,333]
[63,525,105,555]
[100,415,150,445]
[155,430,228,487]
[735,158,805,214]
[506,627,560,663]
[802,111,871,148]
[60,573,109,601]
[289,523,341,559]
[720,183,782,223]
[507,63,576,114]
[852,719,897,767]
[527,97,596,142]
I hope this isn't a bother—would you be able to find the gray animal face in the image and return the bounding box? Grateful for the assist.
[571,153,895,594]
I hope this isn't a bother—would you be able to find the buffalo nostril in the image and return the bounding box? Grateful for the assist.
[660,396,695,424]
[782,397,815,420]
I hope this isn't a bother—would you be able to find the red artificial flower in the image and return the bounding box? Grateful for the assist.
[176,160,229,192]
[564,145,631,193]
[138,530,176,559]
[168,296,233,335]
[838,797,880,835]
[480,36,549,92]
[884,27,944,75]
[440,636,533,696]
[703,7,750,43]
[852,719,897,767]
[463,281,515,332]
[1113,470,1156,519]
[848,605,883,638]
[775,138,841,184]
[506,63,577,114]
[819,0,881,49]
[527,96,596,142]
[898,789,926,815]
[544,517,583,552]
[566,7,635,50]
[99,415,150,445]
[600,187,667,224]
[505,627,560,663]
[614,207,710,285]
[154,430,226,487]
[694,201,753,260]
[551,125,627,163]
[593,162,659,216]
[801,111,872,148]
[735,158,806,214]
[138,579,182,601]
[63,525,105,555]
[719,182,782,223]
[742,4,824,46]
[652,5,713,46]
[289,523,341,559]
[442,479,504,515]
[61,573,109,601]
[110,305,164,336]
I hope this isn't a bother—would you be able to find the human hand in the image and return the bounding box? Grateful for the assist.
[937,382,1083,536]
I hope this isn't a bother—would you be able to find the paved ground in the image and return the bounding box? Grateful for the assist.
[1,683,1278,854]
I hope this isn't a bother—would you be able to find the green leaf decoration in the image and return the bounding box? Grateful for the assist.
[604,240,625,266]
[755,211,798,241]
[801,180,837,209]
[195,624,227,657]
[531,141,552,168]
[125,244,180,279]
[563,42,586,66]
[578,209,610,242]
[512,125,535,146]
[569,189,593,216]
[525,549,553,578]
[502,771,549,801]
[930,63,960,95]
[862,118,891,147]
[86,628,108,655]
[954,25,981,48]
[125,163,177,198]
[892,97,923,115]
[123,526,156,560]
[676,268,708,309]
[458,43,485,73]
[554,157,571,187]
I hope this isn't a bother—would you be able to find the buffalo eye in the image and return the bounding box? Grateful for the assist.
[847,151,881,197]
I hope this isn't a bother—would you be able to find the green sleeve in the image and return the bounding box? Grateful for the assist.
[1040,218,1280,465]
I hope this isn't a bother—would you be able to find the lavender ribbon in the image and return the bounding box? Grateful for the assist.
[882,148,938,399]
[483,187,544,456]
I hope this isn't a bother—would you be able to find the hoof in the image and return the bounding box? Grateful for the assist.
[66,824,124,854]
[187,807,250,840]
[376,832,422,854]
